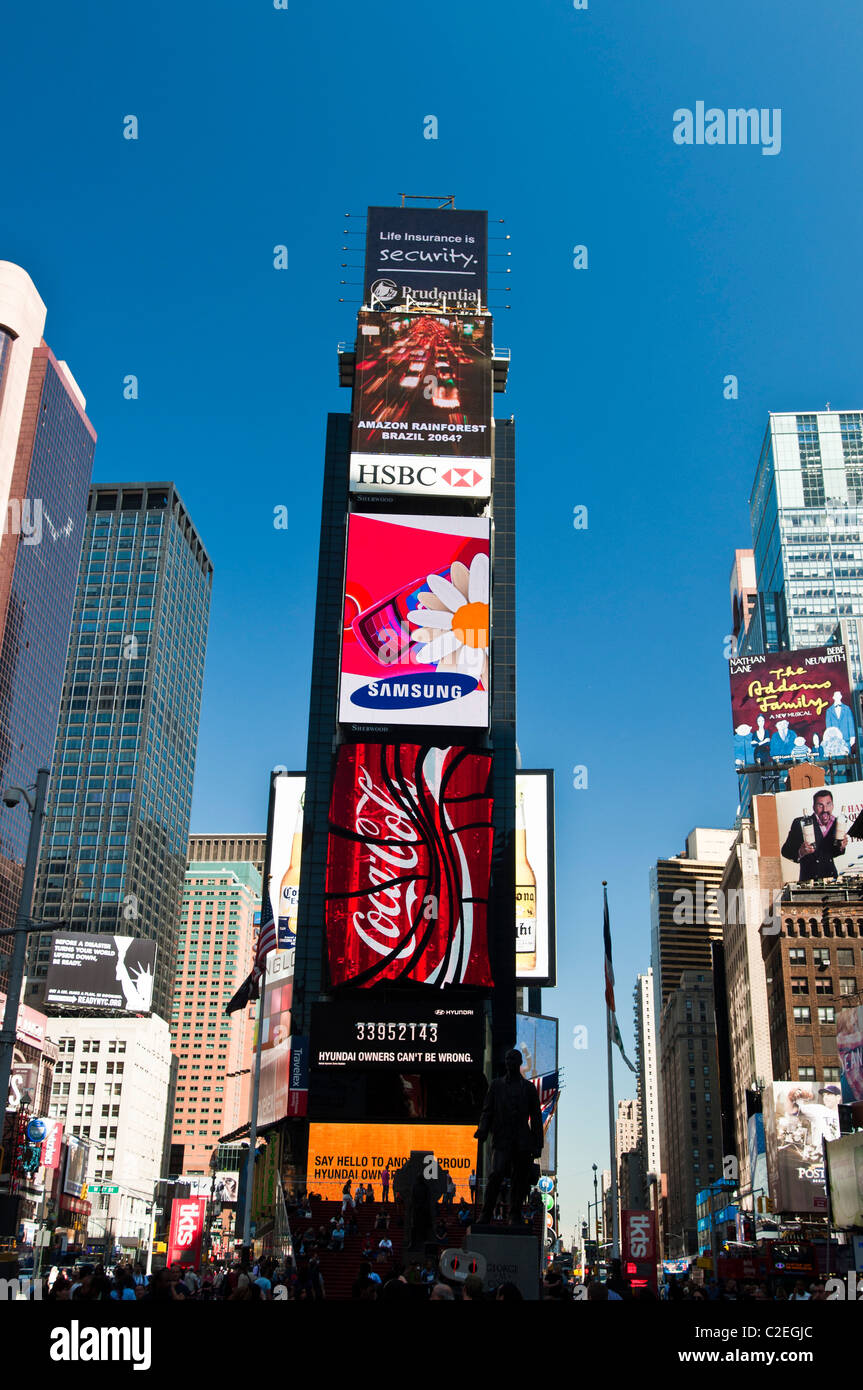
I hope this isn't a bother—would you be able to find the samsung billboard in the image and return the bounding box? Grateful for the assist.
[340,513,490,729]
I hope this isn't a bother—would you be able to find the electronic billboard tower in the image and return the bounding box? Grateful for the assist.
[260,202,556,1203]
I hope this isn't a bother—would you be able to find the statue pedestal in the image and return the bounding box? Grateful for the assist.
[463,1228,541,1301]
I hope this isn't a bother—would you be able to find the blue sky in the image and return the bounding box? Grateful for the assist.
[4,0,863,1240]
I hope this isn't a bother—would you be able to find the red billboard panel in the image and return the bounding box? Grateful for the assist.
[325,743,494,989]
[40,1119,64,1170]
[622,1209,657,1265]
[167,1195,207,1268]
[729,644,854,766]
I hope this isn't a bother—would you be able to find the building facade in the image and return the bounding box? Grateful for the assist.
[659,970,723,1256]
[718,821,775,1194]
[761,882,863,1087]
[749,410,863,680]
[45,1014,172,1247]
[169,860,259,1174]
[649,828,737,1017]
[187,833,266,879]
[633,970,661,1176]
[0,262,96,979]
[28,483,212,1020]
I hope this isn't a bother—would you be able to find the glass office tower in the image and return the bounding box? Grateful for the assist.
[750,410,863,676]
[0,263,96,984]
[28,483,212,1020]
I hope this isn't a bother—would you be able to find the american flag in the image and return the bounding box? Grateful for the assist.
[225,886,277,1015]
[603,883,636,1073]
[531,1070,561,1132]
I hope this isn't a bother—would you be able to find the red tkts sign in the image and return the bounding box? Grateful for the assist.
[325,743,494,988]
[167,1196,207,1268]
[622,1210,657,1266]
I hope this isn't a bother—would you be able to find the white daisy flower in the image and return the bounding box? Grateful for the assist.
[406,552,489,689]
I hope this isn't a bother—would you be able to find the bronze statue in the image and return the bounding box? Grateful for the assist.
[474,1048,544,1225]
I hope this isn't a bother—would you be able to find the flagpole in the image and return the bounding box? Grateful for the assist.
[603,882,620,1263]
[241,957,267,1258]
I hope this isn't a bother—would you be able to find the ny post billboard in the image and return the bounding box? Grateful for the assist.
[729,644,854,766]
[350,311,492,499]
[340,513,489,728]
[364,206,487,310]
[325,742,494,989]
[763,1080,838,1213]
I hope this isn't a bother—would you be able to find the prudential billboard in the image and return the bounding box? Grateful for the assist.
[364,207,488,310]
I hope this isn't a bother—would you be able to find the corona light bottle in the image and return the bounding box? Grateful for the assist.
[278,793,304,949]
[515,791,537,973]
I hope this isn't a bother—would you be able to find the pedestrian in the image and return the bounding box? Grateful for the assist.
[381,1165,390,1203]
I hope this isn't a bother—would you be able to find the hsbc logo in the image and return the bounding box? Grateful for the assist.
[350,457,490,498]
[442,468,483,488]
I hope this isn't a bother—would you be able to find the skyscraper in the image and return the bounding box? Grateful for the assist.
[253,204,537,1209]
[169,861,259,1174]
[28,484,212,1020]
[649,827,736,1015]
[0,263,96,981]
[659,970,723,1255]
[749,409,863,679]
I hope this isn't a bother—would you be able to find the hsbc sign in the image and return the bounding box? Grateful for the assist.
[350,455,491,498]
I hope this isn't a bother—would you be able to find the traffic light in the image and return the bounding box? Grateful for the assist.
[581,1221,588,1239]
[596,1218,603,1240]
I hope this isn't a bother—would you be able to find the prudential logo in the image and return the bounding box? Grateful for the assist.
[49,1321,152,1373]
[673,103,782,155]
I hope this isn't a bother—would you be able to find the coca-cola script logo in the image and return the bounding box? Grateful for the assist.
[325,743,494,988]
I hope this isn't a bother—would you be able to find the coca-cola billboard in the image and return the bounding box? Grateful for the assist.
[167,1195,207,1268]
[325,743,494,988]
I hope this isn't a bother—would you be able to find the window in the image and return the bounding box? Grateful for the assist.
[793,1006,811,1023]
[813,948,830,968]
[840,978,857,996]
[791,977,809,995]
[815,977,833,995]
[818,1006,836,1025]
[799,1066,816,1082]
[789,947,806,965]
[837,948,855,968]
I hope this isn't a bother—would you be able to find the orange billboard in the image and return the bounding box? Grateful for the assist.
[307,1122,476,1202]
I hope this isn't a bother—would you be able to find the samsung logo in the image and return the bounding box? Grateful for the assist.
[350,676,477,710]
